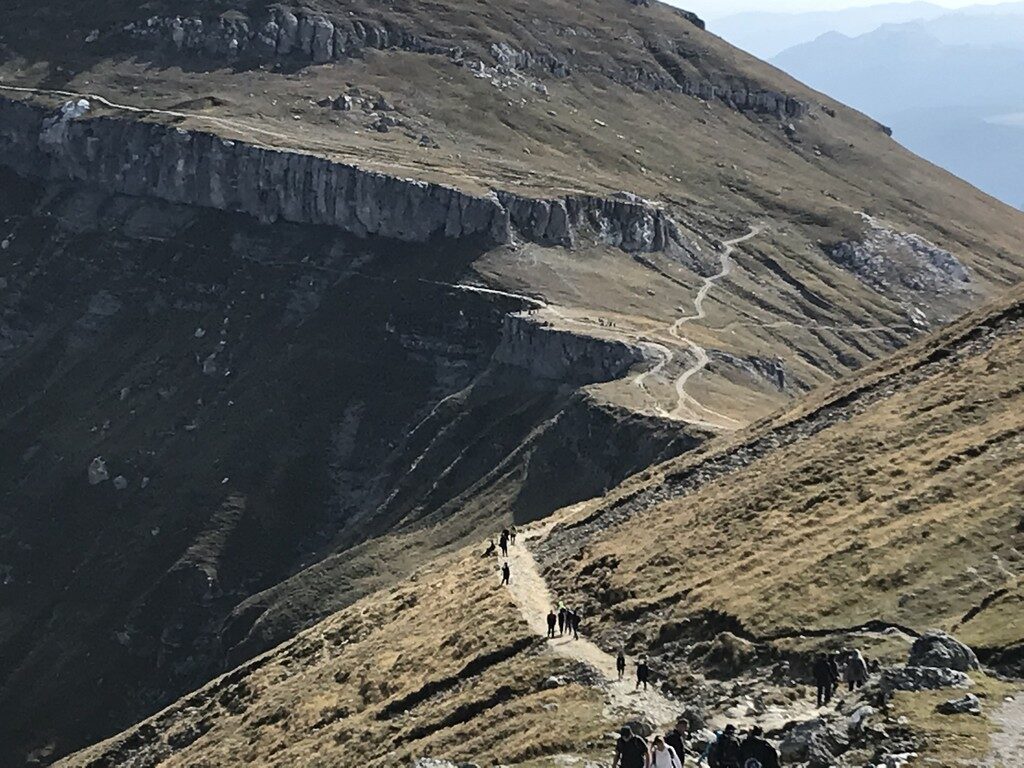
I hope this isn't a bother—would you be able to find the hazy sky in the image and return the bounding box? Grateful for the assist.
[677,0,1014,20]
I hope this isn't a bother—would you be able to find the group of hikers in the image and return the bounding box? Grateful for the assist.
[811,649,869,707]
[546,604,582,639]
[486,527,519,585]
[614,720,779,768]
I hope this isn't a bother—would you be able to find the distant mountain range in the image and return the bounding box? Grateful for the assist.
[709,2,1024,209]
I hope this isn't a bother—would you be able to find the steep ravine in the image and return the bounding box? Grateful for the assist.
[0,148,694,763]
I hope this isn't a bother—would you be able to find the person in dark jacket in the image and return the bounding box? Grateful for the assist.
[616,650,627,680]
[636,659,650,691]
[708,724,742,768]
[828,653,841,699]
[569,609,581,639]
[501,561,510,585]
[558,606,567,636]
[499,529,509,557]
[740,726,779,768]
[612,726,648,768]
[664,717,688,766]
[813,653,833,707]
[546,609,557,638]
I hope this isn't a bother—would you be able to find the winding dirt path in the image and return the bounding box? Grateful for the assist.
[983,692,1024,768]
[504,524,682,728]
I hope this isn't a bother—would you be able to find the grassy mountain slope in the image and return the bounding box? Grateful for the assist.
[53,284,1024,768]
[2,0,1024,763]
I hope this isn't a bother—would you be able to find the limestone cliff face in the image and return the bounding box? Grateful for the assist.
[494,314,646,384]
[108,8,808,118]
[0,96,701,256]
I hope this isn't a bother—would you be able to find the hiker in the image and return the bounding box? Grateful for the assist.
[828,653,842,699]
[509,525,517,545]
[569,609,581,640]
[707,724,742,768]
[740,725,779,768]
[558,606,567,636]
[546,609,557,638]
[501,561,510,586]
[649,734,683,768]
[616,650,627,681]
[636,659,650,691]
[612,726,648,768]
[483,539,496,557]
[812,653,833,707]
[500,529,509,557]
[664,717,688,765]
[699,730,722,766]
[845,649,869,691]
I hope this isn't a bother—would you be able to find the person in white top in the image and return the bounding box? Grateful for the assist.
[648,734,682,768]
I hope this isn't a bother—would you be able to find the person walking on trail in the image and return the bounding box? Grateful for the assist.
[509,526,517,545]
[616,650,627,681]
[828,653,841,699]
[650,734,683,768]
[569,609,581,640]
[665,718,688,766]
[636,659,650,691]
[546,609,557,638]
[558,606,567,636]
[707,724,742,768]
[612,726,647,768]
[845,649,869,691]
[501,562,510,586]
[499,529,509,558]
[699,730,722,766]
[812,653,833,707]
[740,726,778,768]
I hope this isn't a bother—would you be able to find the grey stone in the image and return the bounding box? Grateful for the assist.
[935,693,982,716]
[88,457,110,485]
[880,665,973,695]
[311,17,335,63]
[779,718,849,768]
[908,631,980,672]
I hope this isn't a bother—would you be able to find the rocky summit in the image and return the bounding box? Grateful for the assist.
[1,0,1023,766]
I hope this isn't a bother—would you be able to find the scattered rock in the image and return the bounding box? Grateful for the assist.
[935,693,982,716]
[880,665,972,695]
[908,630,980,672]
[779,718,850,768]
[88,457,110,485]
[113,475,129,490]
[540,675,565,690]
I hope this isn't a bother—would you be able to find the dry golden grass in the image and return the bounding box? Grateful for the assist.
[56,547,612,768]
[545,287,1024,649]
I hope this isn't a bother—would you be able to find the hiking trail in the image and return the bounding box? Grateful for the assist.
[504,521,682,729]
[633,225,763,430]
[983,692,1024,768]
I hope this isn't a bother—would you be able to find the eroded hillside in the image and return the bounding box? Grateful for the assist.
[1,0,1024,763]
[54,286,1024,768]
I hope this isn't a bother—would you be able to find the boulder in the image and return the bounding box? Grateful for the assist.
[880,665,972,695]
[779,718,849,768]
[908,631,980,672]
[88,457,109,485]
[935,693,982,716]
[700,632,758,679]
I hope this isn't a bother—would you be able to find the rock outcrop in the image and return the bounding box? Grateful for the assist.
[880,665,973,695]
[907,630,980,672]
[494,314,646,384]
[107,9,808,118]
[0,96,697,255]
[828,219,974,303]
